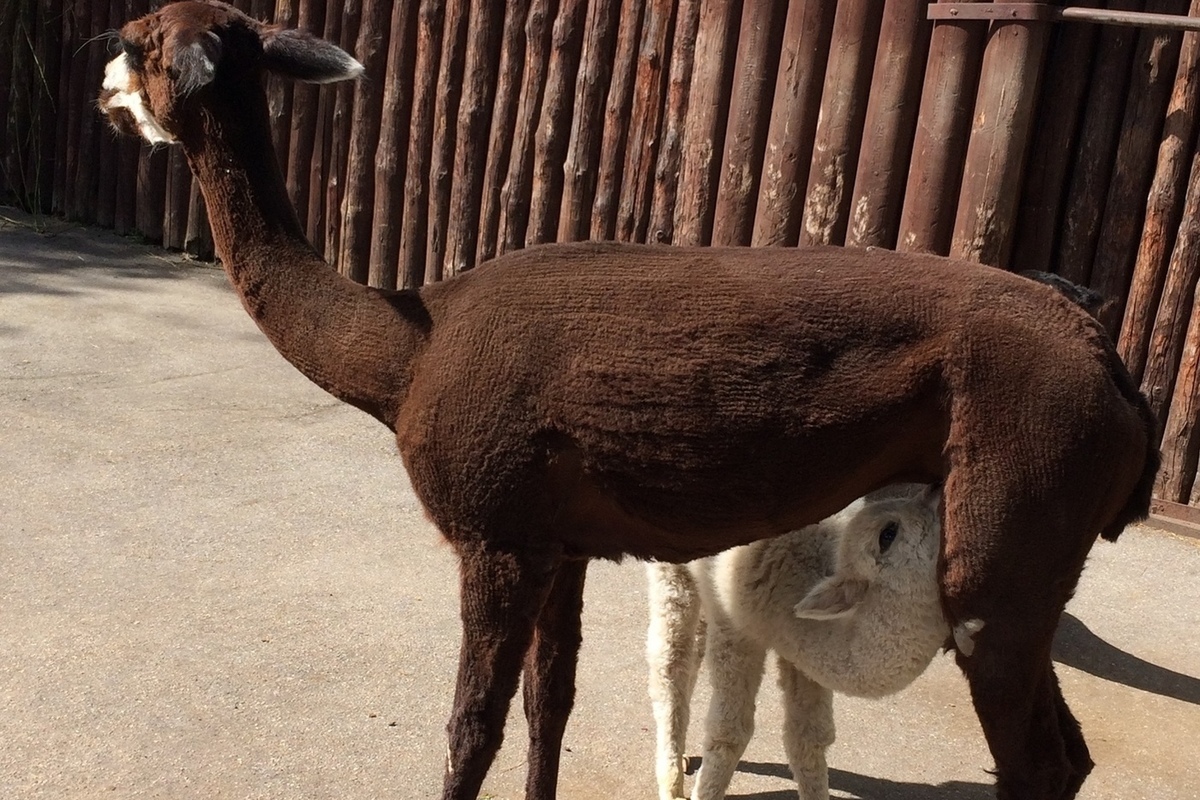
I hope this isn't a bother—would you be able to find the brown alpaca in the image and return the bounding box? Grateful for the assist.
[99,3,1158,799]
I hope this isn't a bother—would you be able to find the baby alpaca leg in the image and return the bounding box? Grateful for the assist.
[778,657,835,800]
[647,564,705,800]
[692,620,766,800]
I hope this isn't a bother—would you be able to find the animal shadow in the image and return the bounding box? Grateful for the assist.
[1052,612,1200,706]
[724,762,992,800]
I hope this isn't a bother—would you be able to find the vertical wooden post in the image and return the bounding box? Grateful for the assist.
[70,0,110,223]
[711,1,784,247]
[322,0,363,265]
[1157,293,1200,502]
[51,0,75,215]
[950,19,1052,266]
[442,0,503,277]
[1141,142,1200,425]
[398,0,446,288]
[1089,0,1189,335]
[269,0,298,174]
[798,0,883,248]
[1010,4,1100,274]
[286,0,328,232]
[306,4,345,253]
[590,0,644,241]
[425,0,469,283]
[896,1,987,255]
[1120,13,1200,381]
[135,145,168,244]
[164,149,192,250]
[185,181,214,261]
[526,0,588,246]
[612,0,675,243]
[497,0,556,253]
[844,0,930,250]
[672,0,740,247]
[751,0,836,247]
[366,0,418,290]
[1055,0,1143,284]
[558,0,621,242]
[338,0,396,284]
[647,0,702,245]
[477,0,532,262]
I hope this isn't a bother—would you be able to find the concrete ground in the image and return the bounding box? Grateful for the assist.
[1,208,1197,800]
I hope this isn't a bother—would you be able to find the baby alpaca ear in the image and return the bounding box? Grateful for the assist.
[261,28,364,83]
[794,575,870,620]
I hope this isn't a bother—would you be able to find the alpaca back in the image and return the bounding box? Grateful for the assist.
[693,488,947,697]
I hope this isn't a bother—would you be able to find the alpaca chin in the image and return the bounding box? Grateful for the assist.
[101,56,175,145]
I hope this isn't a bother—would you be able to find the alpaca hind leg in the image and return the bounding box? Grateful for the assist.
[442,543,560,800]
[646,563,705,800]
[1049,663,1093,799]
[777,657,834,800]
[522,559,588,800]
[691,621,766,800]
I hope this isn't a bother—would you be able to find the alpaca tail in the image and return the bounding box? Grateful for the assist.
[1100,347,1161,543]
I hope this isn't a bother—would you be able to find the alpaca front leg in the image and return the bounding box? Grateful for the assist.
[442,543,559,800]
[646,564,705,800]
[523,559,588,800]
[692,622,766,800]
[777,658,834,800]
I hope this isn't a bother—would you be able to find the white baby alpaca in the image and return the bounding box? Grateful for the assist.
[646,485,949,800]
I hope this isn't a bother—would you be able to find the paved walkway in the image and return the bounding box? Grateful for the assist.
[2,209,1197,799]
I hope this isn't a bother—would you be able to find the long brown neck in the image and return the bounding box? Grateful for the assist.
[178,76,425,427]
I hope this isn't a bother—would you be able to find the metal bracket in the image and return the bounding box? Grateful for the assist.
[928,3,1200,31]
[927,3,1055,22]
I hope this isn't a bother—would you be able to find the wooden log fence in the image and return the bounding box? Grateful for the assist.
[6,0,1200,514]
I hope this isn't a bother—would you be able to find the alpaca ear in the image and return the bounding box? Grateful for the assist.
[261,28,364,83]
[171,31,222,95]
[794,575,870,620]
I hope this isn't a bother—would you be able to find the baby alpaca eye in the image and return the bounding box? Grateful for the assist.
[878,522,899,553]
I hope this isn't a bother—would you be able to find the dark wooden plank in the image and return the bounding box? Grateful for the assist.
[711,1,784,246]
[477,1,532,261]
[613,0,674,243]
[185,180,214,261]
[398,0,446,289]
[1055,0,1143,284]
[305,2,345,253]
[799,0,883,248]
[589,0,642,241]
[1119,9,1200,381]
[322,0,363,266]
[442,0,503,276]
[557,0,619,242]
[366,0,419,289]
[750,0,836,247]
[425,0,469,283]
[1090,0,1190,335]
[1010,2,1101,274]
[672,0,741,246]
[497,0,556,253]
[51,0,76,215]
[135,144,168,244]
[844,0,930,249]
[268,0,298,175]
[163,148,192,250]
[646,0,701,244]
[950,18,1053,266]
[337,0,395,284]
[285,0,328,232]
[896,1,987,255]
[526,0,588,246]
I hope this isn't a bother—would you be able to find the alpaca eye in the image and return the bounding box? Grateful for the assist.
[121,38,144,67]
[878,522,899,553]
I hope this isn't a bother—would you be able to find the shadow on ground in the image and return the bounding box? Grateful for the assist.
[724,762,992,799]
[1053,612,1200,705]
